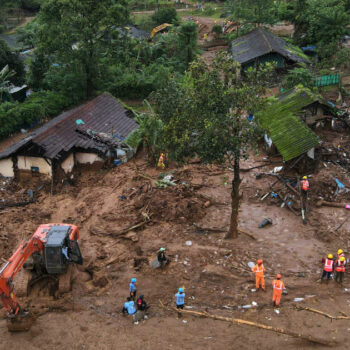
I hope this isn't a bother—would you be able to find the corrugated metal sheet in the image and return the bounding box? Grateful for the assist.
[257,87,319,161]
[0,93,138,161]
[229,28,308,66]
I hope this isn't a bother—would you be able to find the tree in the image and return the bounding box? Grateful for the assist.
[152,53,273,238]
[36,0,129,98]
[0,39,25,86]
[151,7,179,26]
[285,0,349,57]
[229,0,279,27]
[283,66,315,90]
[178,22,198,69]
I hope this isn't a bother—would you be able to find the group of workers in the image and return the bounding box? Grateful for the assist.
[122,278,149,320]
[123,242,347,323]
[322,249,347,284]
[252,259,286,307]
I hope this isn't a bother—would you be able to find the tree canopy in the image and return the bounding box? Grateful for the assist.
[36,0,129,97]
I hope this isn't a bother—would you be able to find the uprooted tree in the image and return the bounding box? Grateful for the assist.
[151,52,273,238]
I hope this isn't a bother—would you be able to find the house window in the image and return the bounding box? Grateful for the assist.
[31,166,39,173]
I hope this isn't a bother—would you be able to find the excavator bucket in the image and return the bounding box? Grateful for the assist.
[6,312,35,332]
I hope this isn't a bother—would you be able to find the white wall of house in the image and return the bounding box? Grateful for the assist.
[75,152,103,164]
[17,156,52,177]
[0,158,14,177]
[61,153,74,173]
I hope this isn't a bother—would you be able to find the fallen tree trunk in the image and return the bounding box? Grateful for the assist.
[160,302,334,346]
[316,200,346,208]
[296,305,350,320]
[0,199,34,210]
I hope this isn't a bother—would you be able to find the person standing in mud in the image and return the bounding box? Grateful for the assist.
[175,287,185,317]
[301,176,309,201]
[130,278,137,300]
[335,257,346,284]
[272,274,285,307]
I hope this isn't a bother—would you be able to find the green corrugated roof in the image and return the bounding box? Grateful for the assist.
[257,87,319,161]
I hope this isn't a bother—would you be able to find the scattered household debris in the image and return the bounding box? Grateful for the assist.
[258,218,272,228]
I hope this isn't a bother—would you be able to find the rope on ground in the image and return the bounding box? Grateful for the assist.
[295,305,350,320]
[159,301,335,346]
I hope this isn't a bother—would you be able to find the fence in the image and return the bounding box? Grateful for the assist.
[315,74,340,87]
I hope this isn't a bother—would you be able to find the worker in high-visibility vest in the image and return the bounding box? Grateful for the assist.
[252,259,265,291]
[335,256,346,284]
[301,176,309,200]
[321,254,334,281]
[272,274,285,307]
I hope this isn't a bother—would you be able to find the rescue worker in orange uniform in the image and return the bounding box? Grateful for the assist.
[301,176,309,200]
[252,259,265,291]
[335,256,346,284]
[321,254,334,281]
[272,274,285,307]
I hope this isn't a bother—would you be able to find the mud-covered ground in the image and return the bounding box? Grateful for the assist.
[1,128,350,349]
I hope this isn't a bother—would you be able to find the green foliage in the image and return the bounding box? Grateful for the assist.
[16,18,40,48]
[36,0,129,97]
[177,22,198,69]
[0,64,15,100]
[151,7,179,26]
[282,66,315,90]
[0,98,45,139]
[286,0,350,58]
[126,101,163,160]
[0,39,25,86]
[334,48,350,69]
[212,24,223,35]
[228,0,279,26]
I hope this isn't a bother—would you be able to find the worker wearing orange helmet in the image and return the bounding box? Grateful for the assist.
[272,274,285,307]
[252,259,265,291]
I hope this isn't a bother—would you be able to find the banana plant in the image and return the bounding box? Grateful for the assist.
[0,65,15,101]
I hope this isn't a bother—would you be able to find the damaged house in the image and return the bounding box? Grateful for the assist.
[257,87,344,169]
[229,28,308,70]
[0,93,138,181]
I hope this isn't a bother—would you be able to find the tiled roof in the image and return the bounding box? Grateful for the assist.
[0,93,138,161]
[229,28,308,65]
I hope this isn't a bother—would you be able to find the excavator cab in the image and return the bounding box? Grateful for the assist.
[44,225,83,274]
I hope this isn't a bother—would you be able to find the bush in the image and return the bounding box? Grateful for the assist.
[0,99,45,139]
[151,7,179,26]
[282,66,315,90]
[212,24,223,35]
[334,48,350,70]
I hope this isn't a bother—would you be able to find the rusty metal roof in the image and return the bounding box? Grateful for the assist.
[0,93,138,161]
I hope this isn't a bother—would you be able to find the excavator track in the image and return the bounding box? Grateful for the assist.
[7,312,35,332]
[58,264,74,294]
[13,269,31,297]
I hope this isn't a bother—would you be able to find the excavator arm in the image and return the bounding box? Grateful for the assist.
[0,237,43,316]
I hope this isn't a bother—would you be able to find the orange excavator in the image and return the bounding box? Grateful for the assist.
[0,223,83,331]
